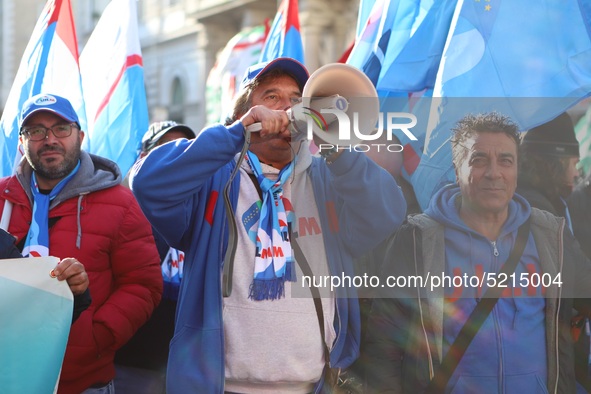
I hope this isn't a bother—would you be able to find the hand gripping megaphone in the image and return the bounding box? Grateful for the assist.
[246,63,379,146]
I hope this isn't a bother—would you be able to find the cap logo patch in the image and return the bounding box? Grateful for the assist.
[33,95,57,106]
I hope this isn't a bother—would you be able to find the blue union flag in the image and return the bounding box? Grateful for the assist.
[412,0,591,209]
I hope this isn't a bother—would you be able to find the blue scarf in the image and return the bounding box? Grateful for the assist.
[23,161,80,257]
[247,151,295,300]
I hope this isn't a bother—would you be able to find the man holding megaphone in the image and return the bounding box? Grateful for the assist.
[130,57,406,393]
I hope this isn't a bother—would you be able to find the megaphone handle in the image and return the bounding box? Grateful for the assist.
[245,123,262,133]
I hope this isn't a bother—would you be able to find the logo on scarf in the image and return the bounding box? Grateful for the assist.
[242,151,296,301]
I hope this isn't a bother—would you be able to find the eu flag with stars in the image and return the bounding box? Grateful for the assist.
[411,0,591,210]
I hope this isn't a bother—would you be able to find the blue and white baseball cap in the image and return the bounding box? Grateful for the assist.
[20,93,80,128]
[239,57,309,91]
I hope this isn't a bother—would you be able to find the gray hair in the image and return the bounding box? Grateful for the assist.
[450,112,520,169]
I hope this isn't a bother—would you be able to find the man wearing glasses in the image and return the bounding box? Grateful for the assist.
[0,93,163,394]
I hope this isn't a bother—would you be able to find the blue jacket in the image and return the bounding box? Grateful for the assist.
[363,186,591,393]
[131,122,406,393]
[424,185,547,392]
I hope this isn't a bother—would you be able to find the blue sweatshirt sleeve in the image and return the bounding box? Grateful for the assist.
[321,150,407,256]
[130,122,245,246]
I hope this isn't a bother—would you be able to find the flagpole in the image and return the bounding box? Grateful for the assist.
[0,202,12,231]
[1,141,21,231]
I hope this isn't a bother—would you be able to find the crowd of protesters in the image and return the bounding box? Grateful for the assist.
[2,57,591,394]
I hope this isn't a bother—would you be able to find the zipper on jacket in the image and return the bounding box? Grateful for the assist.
[491,241,499,257]
[219,209,228,392]
[490,237,502,390]
[330,294,342,369]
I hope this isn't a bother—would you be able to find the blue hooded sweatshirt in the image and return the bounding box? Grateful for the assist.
[131,122,406,393]
[425,185,548,393]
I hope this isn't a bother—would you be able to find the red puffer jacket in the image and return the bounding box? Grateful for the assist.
[0,152,162,394]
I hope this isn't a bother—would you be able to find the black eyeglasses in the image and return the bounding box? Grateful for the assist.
[20,123,78,141]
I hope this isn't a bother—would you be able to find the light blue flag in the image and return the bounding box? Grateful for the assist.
[355,0,377,39]
[411,0,591,210]
[259,0,305,63]
[0,0,86,178]
[375,0,455,94]
[0,256,73,393]
[80,0,149,177]
[348,0,453,91]
[347,0,395,85]
[347,0,454,187]
[575,103,591,176]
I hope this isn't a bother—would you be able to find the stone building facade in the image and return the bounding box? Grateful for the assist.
[0,0,357,132]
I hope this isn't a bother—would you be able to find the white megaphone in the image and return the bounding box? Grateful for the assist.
[246,63,379,146]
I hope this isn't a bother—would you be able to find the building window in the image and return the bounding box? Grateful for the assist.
[169,77,184,123]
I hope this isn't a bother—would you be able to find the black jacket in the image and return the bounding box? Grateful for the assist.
[516,183,565,218]
[568,175,591,260]
[0,228,21,258]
